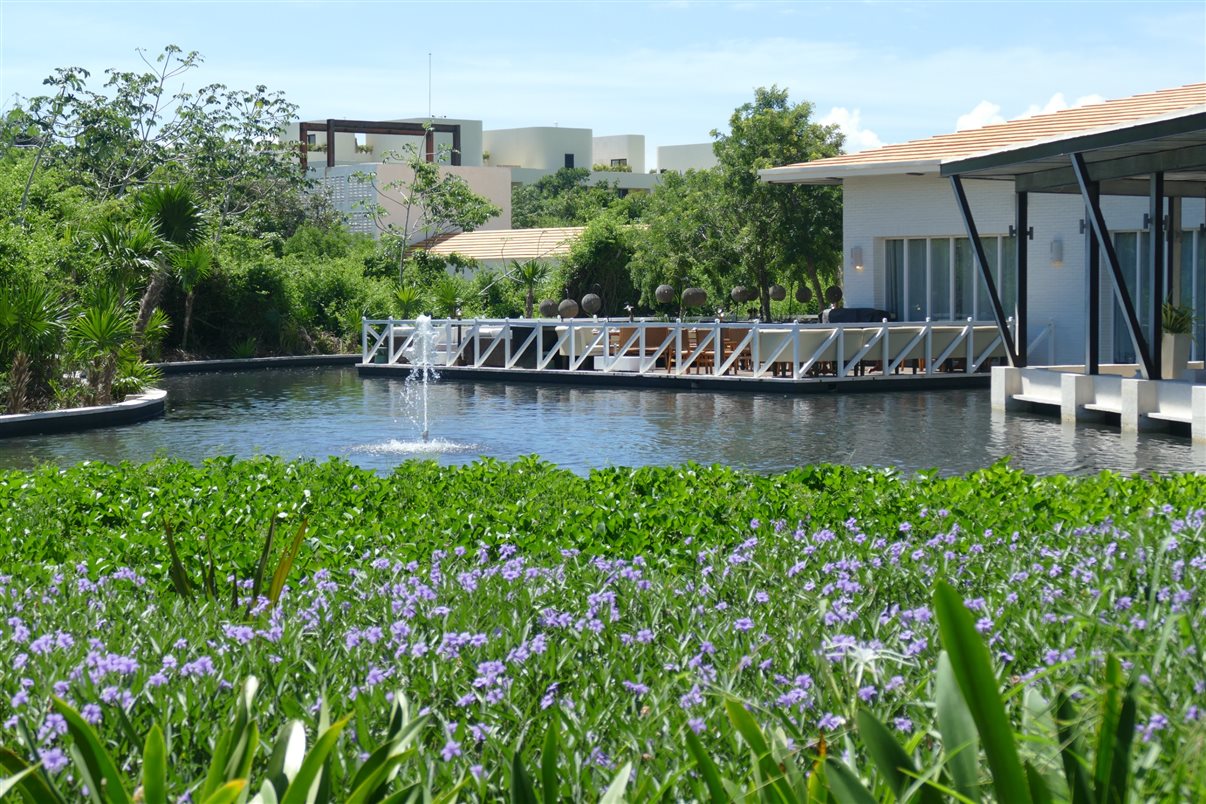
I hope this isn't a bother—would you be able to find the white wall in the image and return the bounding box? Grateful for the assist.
[592,135,645,173]
[840,174,1195,366]
[657,142,718,172]
[482,127,592,171]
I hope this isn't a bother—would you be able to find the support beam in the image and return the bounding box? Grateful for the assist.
[1072,153,1155,379]
[1149,172,1165,378]
[326,119,336,169]
[1085,189,1100,374]
[1014,143,1206,193]
[1015,190,1029,366]
[949,176,1019,366]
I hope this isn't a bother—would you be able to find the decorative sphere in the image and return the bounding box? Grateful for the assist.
[825,285,844,304]
[795,285,813,304]
[681,287,707,308]
[538,299,559,318]
[581,293,602,315]
[731,286,748,303]
[769,284,787,301]
[655,284,676,304]
[558,299,579,318]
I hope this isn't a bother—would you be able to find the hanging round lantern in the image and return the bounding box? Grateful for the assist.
[681,287,707,308]
[825,285,844,305]
[731,286,748,303]
[581,293,602,315]
[558,299,579,318]
[796,285,813,304]
[538,299,559,318]
[769,284,787,301]
[655,284,676,304]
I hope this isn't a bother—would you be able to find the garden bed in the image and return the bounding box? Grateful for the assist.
[0,388,166,437]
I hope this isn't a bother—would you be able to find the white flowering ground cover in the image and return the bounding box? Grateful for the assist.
[1,503,1202,800]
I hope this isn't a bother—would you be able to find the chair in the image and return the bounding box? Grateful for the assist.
[720,328,752,374]
[683,328,715,374]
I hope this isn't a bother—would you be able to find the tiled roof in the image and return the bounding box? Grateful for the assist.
[416,227,586,262]
[762,83,1206,182]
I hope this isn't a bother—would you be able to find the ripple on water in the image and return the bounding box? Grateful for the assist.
[348,438,480,456]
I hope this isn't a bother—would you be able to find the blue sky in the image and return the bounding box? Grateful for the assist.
[2,1,1203,166]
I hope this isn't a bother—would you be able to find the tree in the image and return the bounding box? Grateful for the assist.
[135,183,204,344]
[0,279,66,413]
[561,213,639,317]
[356,142,501,282]
[174,243,213,351]
[509,259,549,318]
[512,167,622,228]
[711,86,844,319]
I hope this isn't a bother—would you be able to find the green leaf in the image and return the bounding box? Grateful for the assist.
[598,762,631,804]
[1054,693,1093,804]
[202,780,249,804]
[0,747,66,804]
[1025,762,1054,804]
[265,721,307,800]
[279,716,349,804]
[510,744,538,804]
[723,698,793,803]
[540,713,559,804]
[142,724,168,804]
[683,729,730,803]
[936,652,980,802]
[856,709,939,804]
[268,519,308,607]
[51,696,132,804]
[1095,659,1137,804]
[824,758,878,804]
[0,764,45,801]
[934,581,1031,804]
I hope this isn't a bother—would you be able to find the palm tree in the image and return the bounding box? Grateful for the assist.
[394,285,425,319]
[0,281,66,413]
[135,183,204,345]
[91,218,160,302]
[69,288,135,405]
[510,259,549,318]
[431,275,469,318]
[173,243,213,352]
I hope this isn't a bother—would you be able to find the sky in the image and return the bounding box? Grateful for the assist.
[1,0,1204,168]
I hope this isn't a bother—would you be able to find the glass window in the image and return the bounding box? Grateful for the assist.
[564,153,575,169]
[975,236,999,322]
[885,239,904,319]
[930,239,951,320]
[907,240,927,321]
[954,238,974,319]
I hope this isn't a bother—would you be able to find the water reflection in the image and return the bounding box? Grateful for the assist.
[0,367,1203,476]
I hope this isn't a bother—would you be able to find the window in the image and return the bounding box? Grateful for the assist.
[610,158,627,167]
[885,235,1017,322]
[564,153,575,169]
[306,133,317,146]
[1179,229,1206,360]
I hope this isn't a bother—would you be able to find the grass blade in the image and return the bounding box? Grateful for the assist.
[936,651,981,802]
[856,709,940,804]
[934,581,1030,804]
[1025,762,1054,804]
[510,744,538,804]
[824,758,878,804]
[1054,692,1093,804]
[142,724,168,804]
[683,729,730,803]
[723,698,793,803]
[0,764,44,800]
[279,716,349,804]
[540,713,559,804]
[201,780,248,804]
[249,518,277,612]
[599,762,631,804]
[268,519,308,607]
[0,747,66,803]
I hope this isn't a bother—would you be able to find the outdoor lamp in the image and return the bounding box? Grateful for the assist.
[1050,237,1064,268]
[851,246,864,270]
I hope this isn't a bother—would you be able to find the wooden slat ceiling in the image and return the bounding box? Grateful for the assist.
[414,227,586,262]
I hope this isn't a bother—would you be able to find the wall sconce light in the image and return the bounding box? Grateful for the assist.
[850,245,864,271]
[1049,237,1064,268]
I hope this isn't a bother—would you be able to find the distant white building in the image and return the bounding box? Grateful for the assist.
[657,142,718,173]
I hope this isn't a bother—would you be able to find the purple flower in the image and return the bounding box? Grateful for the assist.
[688,717,706,734]
[622,680,649,696]
[82,704,102,725]
[38,747,69,774]
[734,618,755,633]
[441,739,462,761]
[817,713,845,731]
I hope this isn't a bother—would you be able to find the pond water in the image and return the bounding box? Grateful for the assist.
[2,367,1203,475]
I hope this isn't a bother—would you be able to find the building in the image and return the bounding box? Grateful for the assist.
[416,226,585,272]
[761,84,1206,368]
[657,142,719,173]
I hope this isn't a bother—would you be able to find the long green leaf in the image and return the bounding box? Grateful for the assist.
[599,762,631,804]
[278,716,348,804]
[510,744,538,804]
[0,764,44,801]
[1101,668,1137,804]
[202,780,249,804]
[934,581,1031,804]
[0,747,66,804]
[1054,693,1093,804]
[825,758,878,804]
[684,729,730,803]
[856,709,940,804]
[936,652,980,802]
[723,698,793,804]
[248,518,276,613]
[142,724,168,804]
[268,519,308,606]
[51,697,132,804]
[265,721,307,799]
[1025,762,1054,804]
[540,713,559,804]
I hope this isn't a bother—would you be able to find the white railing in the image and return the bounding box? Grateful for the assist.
[361,317,1023,379]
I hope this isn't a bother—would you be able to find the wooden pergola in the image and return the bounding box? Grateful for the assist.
[298,119,463,170]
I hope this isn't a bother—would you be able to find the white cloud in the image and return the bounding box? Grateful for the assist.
[1019,92,1106,118]
[955,100,1005,131]
[819,107,884,152]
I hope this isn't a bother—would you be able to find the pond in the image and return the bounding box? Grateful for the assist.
[2,367,1203,475]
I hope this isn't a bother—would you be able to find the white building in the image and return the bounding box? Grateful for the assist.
[761,84,1206,369]
[657,142,718,173]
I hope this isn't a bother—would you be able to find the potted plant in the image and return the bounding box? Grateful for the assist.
[1161,301,1195,380]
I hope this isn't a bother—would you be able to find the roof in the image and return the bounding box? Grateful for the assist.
[761,83,1206,184]
[416,227,586,262]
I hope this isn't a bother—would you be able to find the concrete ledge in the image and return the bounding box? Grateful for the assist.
[0,389,166,437]
[154,354,359,375]
[357,363,990,394]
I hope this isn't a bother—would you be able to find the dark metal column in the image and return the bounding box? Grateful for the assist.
[1086,201,1100,375]
[325,119,336,169]
[949,176,1019,365]
[1072,153,1154,379]
[1014,190,1029,366]
[425,130,435,163]
[452,127,462,166]
[1149,172,1165,378]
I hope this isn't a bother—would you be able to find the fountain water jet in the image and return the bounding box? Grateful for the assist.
[403,315,439,441]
